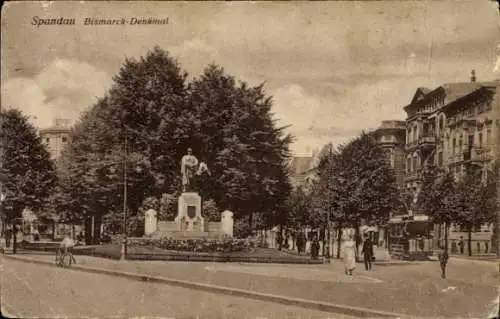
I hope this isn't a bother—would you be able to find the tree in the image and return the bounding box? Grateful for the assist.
[286,186,312,231]
[455,166,497,256]
[418,165,459,252]
[58,48,293,239]
[159,193,177,221]
[203,199,219,222]
[0,109,57,222]
[184,64,293,228]
[312,133,402,258]
[58,47,187,242]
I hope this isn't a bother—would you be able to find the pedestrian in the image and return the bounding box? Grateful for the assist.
[458,236,464,254]
[343,232,356,276]
[438,248,449,279]
[297,232,306,255]
[311,234,320,259]
[362,233,373,271]
[5,226,12,248]
[276,231,283,251]
[33,228,40,241]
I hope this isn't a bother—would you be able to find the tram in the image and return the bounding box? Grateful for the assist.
[388,214,434,260]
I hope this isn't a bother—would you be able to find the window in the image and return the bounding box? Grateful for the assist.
[486,129,491,146]
[407,158,412,173]
[438,152,443,166]
[62,137,67,143]
[452,138,456,155]
[46,138,50,143]
[479,132,483,148]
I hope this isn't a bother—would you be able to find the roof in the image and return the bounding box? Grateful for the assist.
[405,81,499,113]
[441,82,494,104]
[419,87,432,94]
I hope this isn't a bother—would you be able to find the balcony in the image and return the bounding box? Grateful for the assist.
[418,135,436,148]
[470,147,493,163]
[405,135,436,151]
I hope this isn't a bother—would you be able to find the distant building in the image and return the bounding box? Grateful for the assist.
[289,156,314,189]
[371,120,406,187]
[39,118,72,162]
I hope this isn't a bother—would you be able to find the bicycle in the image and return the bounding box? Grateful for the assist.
[55,247,76,267]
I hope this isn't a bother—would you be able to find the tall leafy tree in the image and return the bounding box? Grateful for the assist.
[418,165,459,252]
[0,109,57,222]
[59,47,187,242]
[185,65,293,225]
[311,133,402,258]
[58,48,292,239]
[455,166,497,256]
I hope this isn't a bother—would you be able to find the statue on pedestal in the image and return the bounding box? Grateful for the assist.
[180,148,210,193]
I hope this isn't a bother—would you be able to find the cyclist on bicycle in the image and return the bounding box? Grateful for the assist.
[58,233,76,264]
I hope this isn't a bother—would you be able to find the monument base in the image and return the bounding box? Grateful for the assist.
[174,192,205,233]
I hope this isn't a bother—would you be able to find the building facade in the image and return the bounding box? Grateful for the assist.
[39,118,72,163]
[372,120,406,187]
[403,78,498,198]
[401,74,499,252]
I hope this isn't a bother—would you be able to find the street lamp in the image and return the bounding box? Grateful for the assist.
[120,134,128,261]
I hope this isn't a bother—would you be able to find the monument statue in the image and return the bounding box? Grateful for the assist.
[181,148,211,192]
[181,148,199,192]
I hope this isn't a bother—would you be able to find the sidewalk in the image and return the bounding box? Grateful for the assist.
[3,251,497,318]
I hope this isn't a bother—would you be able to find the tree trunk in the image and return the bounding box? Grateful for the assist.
[336,223,343,259]
[467,225,472,256]
[354,220,361,262]
[444,222,449,253]
[93,215,102,245]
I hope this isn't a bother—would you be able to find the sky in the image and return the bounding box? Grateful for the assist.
[2,1,500,156]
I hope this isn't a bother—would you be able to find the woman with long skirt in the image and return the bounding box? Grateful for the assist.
[343,233,356,275]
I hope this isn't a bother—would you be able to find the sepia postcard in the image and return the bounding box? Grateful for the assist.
[1,1,499,318]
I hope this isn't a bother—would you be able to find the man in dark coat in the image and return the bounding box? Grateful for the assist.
[438,249,449,279]
[362,233,373,271]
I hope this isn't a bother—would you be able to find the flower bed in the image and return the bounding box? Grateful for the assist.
[121,236,256,253]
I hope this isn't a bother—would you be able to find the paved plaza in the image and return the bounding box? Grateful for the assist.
[2,253,498,318]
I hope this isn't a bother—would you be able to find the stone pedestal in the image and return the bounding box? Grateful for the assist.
[144,209,158,235]
[220,210,234,237]
[175,192,204,232]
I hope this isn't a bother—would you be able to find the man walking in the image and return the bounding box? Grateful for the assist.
[458,236,465,254]
[438,248,449,279]
[362,233,373,271]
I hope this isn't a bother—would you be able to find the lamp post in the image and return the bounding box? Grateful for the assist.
[120,134,128,261]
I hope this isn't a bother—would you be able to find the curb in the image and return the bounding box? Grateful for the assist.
[450,256,499,265]
[3,254,406,318]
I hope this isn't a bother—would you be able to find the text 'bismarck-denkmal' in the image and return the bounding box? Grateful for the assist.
[84,17,170,25]
[31,16,170,27]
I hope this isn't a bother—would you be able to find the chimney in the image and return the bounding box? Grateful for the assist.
[471,69,476,82]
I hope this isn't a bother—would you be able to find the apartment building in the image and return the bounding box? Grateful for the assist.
[401,73,499,251]
[371,120,406,187]
[403,73,498,195]
[39,118,72,163]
